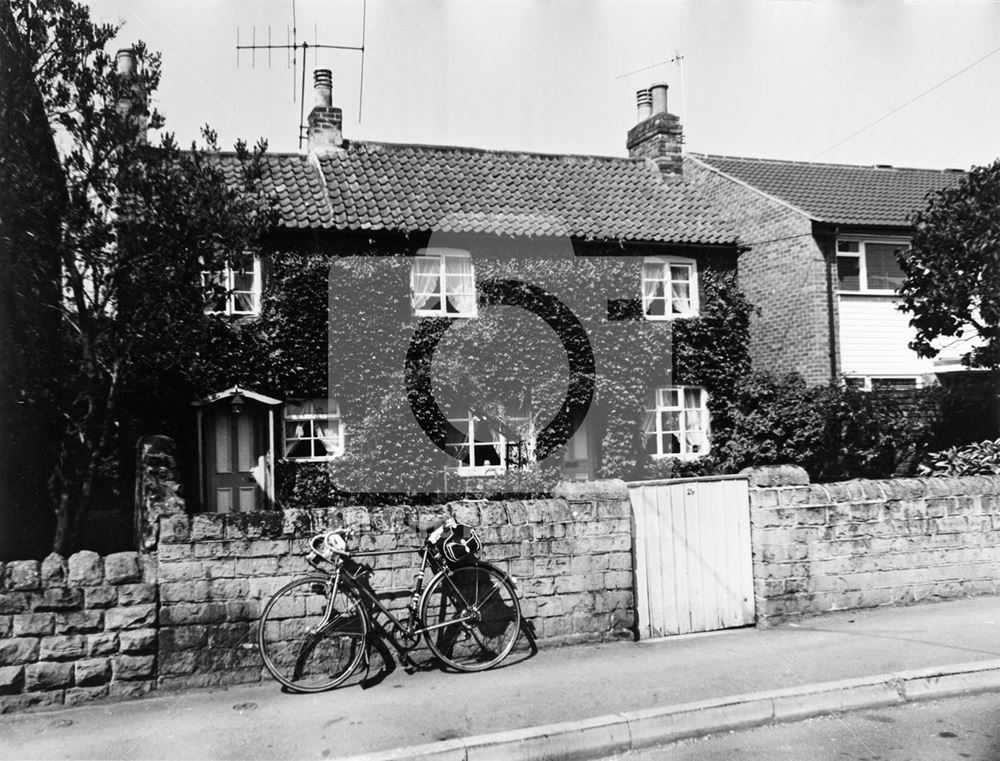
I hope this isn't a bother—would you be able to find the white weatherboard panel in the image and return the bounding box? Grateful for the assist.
[629,477,755,638]
[838,295,935,377]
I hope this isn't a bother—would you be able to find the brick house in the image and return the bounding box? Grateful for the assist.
[191,75,742,511]
[685,153,969,388]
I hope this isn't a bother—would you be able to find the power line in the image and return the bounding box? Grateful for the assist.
[811,42,1000,161]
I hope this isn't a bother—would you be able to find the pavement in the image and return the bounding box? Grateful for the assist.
[3,596,1000,760]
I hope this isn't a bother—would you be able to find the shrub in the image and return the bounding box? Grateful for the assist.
[918,439,1000,477]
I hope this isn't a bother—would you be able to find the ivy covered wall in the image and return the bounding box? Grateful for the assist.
[224,231,752,507]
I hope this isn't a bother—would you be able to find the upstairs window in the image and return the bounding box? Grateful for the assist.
[642,256,699,319]
[411,249,476,318]
[643,386,709,459]
[203,254,261,315]
[283,399,344,461]
[836,240,909,293]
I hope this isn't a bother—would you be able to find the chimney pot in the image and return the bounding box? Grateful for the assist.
[116,48,136,76]
[626,82,683,176]
[636,89,653,123]
[307,68,343,155]
[650,83,669,116]
[313,68,333,108]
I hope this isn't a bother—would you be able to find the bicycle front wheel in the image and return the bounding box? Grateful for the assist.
[257,576,368,692]
[419,564,521,672]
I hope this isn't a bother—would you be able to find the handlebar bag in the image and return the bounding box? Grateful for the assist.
[439,524,482,564]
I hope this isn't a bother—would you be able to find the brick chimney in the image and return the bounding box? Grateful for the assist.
[626,83,682,175]
[115,48,147,145]
[307,69,343,154]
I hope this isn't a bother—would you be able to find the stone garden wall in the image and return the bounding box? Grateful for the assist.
[153,480,635,691]
[748,468,1000,623]
[0,551,157,712]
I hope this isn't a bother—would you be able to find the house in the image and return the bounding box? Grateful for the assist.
[190,75,745,510]
[685,153,969,389]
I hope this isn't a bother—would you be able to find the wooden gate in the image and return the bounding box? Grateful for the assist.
[627,475,755,638]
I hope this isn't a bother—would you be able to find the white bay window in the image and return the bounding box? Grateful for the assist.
[411,249,476,318]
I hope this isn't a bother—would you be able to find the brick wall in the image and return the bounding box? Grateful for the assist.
[685,156,835,384]
[153,480,635,691]
[750,471,1000,623]
[0,551,157,713]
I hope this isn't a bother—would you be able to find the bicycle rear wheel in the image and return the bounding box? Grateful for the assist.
[419,564,521,672]
[257,576,368,692]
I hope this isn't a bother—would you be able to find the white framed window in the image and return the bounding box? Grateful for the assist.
[641,256,699,319]
[411,248,476,318]
[445,410,532,476]
[844,376,921,392]
[836,239,909,294]
[283,399,344,461]
[202,254,261,315]
[643,386,710,459]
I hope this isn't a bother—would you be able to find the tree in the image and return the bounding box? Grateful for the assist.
[4,0,274,554]
[899,159,1000,369]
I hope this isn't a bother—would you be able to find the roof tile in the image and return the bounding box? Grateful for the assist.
[691,154,966,226]
[218,142,736,245]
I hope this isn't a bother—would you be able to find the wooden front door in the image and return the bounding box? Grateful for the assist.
[206,408,266,513]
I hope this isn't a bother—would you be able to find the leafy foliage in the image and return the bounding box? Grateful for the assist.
[899,159,1000,369]
[715,372,996,481]
[5,0,274,553]
[259,242,753,506]
[919,439,1000,477]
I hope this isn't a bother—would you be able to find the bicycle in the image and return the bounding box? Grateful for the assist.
[256,520,526,693]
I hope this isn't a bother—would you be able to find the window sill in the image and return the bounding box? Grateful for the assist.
[643,313,699,321]
[284,455,342,463]
[413,311,477,319]
[649,452,709,462]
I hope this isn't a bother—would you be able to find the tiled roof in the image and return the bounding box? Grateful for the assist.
[217,143,737,245]
[690,154,967,227]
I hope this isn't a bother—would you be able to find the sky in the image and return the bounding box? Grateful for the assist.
[84,0,1000,170]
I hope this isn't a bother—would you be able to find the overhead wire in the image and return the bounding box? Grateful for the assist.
[811,42,1000,161]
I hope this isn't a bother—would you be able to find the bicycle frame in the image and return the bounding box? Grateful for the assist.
[323,542,508,646]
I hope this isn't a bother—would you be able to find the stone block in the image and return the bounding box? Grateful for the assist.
[0,690,62,713]
[0,615,10,637]
[0,665,24,694]
[7,560,40,590]
[54,610,103,634]
[554,479,628,501]
[159,515,191,544]
[39,634,85,661]
[68,551,102,586]
[65,685,109,706]
[0,637,38,666]
[191,514,225,541]
[74,658,111,686]
[247,539,291,558]
[159,649,197,676]
[40,554,68,586]
[160,602,226,626]
[119,628,156,654]
[25,661,74,691]
[35,587,83,612]
[159,561,207,583]
[86,632,118,657]
[104,604,156,631]
[108,681,153,700]
[83,586,118,608]
[104,552,141,585]
[112,654,155,681]
[116,583,156,606]
[234,557,279,577]
[159,625,208,651]
[160,581,211,604]
[741,465,810,487]
[12,613,55,637]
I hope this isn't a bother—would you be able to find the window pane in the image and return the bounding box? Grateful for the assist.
[645,297,666,317]
[669,265,691,283]
[837,240,860,253]
[871,377,917,391]
[837,256,860,291]
[865,243,907,291]
[232,291,255,313]
[660,410,681,432]
[683,388,700,408]
[657,388,679,408]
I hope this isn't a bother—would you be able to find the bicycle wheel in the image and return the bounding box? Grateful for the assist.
[419,563,521,672]
[257,576,368,692]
